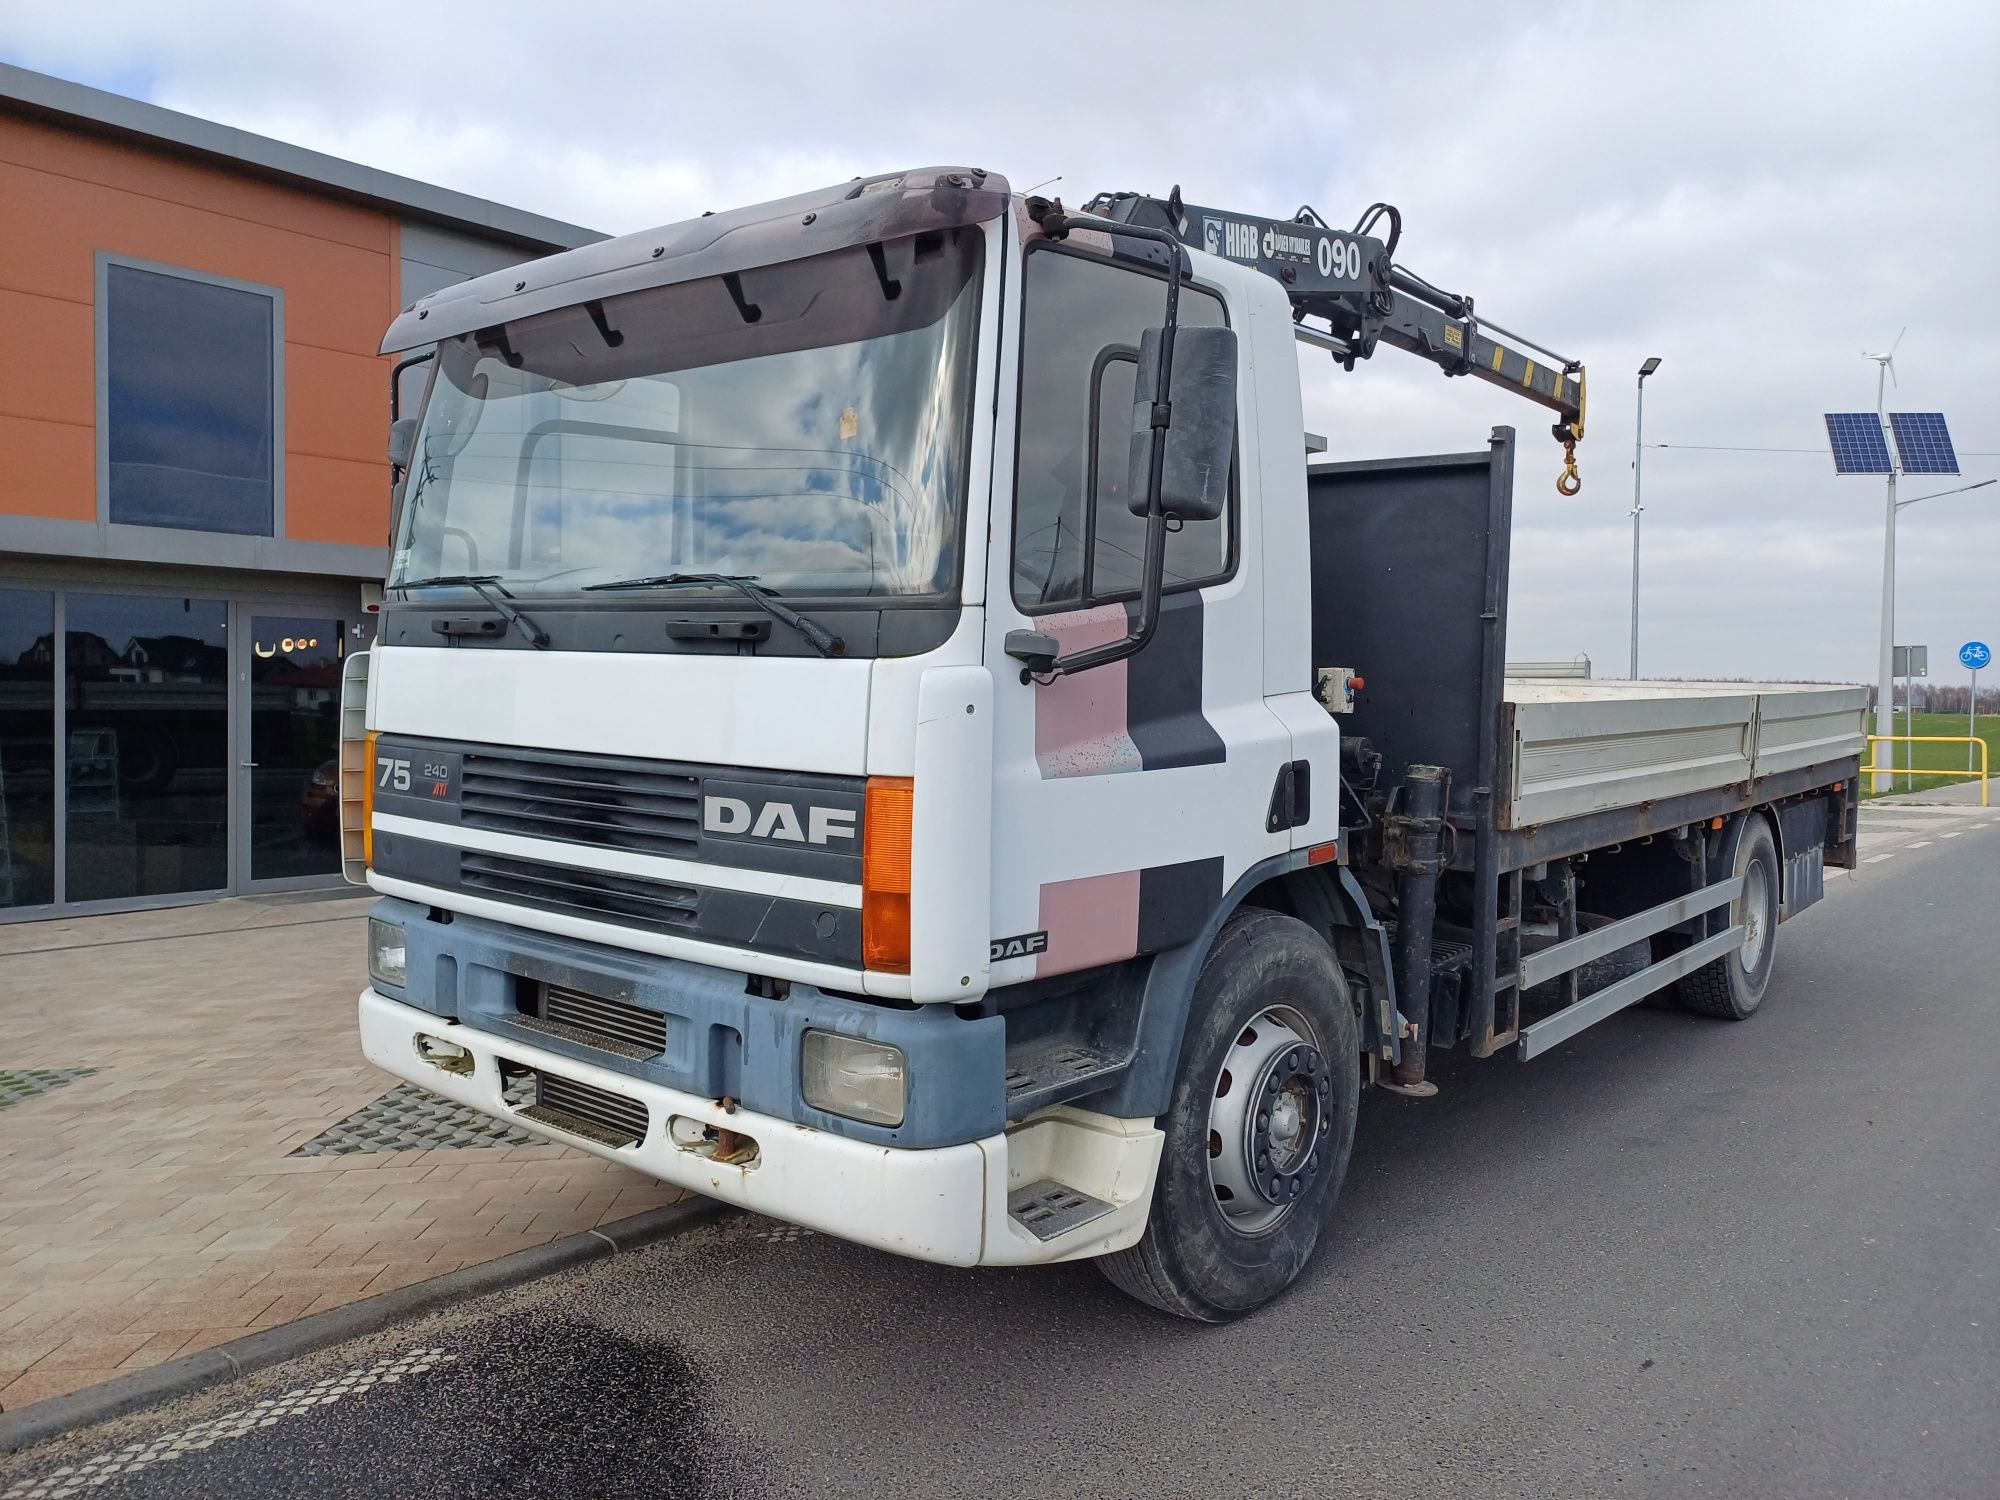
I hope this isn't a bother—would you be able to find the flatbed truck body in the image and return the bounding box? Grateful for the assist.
[1306,443,1861,1079]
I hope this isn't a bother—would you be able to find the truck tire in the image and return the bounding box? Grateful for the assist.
[1677,814,1780,1021]
[1097,908,1358,1321]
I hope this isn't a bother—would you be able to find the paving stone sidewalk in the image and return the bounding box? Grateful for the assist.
[0,893,683,1413]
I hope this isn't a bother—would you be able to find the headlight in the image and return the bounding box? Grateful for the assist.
[368,917,408,988]
[801,1031,905,1126]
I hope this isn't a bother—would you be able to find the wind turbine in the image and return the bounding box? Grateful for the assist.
[1862,326,1905,413]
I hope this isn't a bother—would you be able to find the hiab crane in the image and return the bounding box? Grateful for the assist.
[348,168,1862,1319]
[1069,186,1588,494]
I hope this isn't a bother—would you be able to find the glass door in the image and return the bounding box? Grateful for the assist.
[64,593,230,906]
[239,611,347,888]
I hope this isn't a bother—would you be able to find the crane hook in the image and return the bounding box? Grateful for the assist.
[1556,438,1581,496]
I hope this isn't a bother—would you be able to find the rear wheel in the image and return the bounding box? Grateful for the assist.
[1097,909,1359,1321]
[1678,815,1780,1020]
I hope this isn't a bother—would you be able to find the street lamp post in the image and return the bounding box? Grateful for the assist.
[1630,357,1661,679]
[1873,358,1899,794]
[1887,476,1998,785]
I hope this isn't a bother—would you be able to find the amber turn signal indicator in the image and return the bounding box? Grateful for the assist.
[359,729,379,866]
[862,776,914,973]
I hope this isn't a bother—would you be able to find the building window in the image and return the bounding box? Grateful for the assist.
[102,259,280,536]
[1012,248,1234,612]
[0,588,57,909]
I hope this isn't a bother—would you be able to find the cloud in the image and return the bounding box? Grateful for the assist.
[6,0,1994,678]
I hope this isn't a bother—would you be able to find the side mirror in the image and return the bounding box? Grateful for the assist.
[1126,324,1237,521]
[387,417,418,472]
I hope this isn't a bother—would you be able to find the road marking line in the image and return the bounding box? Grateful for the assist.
[1862,804,1978,813]
[1909,841,1932,848]
[1940,831,1963,839]
[1,1346,458,1499]
[1864,854,1895,863]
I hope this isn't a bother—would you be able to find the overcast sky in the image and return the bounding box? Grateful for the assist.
[6,0,1995,682]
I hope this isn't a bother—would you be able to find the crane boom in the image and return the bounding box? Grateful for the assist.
[1070,187,1588,493]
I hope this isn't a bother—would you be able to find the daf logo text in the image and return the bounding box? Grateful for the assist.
[704,795,857,845]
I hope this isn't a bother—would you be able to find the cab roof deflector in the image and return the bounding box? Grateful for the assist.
[379,166,1010,355]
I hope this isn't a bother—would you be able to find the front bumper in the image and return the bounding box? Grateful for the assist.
[366,895,1002,1150]
[360,989,1162,1267]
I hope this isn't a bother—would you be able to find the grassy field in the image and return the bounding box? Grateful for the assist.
[1865,709,1996,798]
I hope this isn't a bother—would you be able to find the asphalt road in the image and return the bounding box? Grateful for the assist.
[5,800,1995,1500]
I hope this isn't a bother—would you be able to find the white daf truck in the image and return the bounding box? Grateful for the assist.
[346,169,1865,1320]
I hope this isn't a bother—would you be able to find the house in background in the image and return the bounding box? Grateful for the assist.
[0,62,603,917]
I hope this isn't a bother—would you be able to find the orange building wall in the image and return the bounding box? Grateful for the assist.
[0,113,395,547]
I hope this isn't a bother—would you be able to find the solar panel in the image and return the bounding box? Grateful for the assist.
[1824,412,1892,474]
[1888,412,1960,475]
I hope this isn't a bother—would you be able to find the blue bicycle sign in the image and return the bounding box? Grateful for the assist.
[1961,641,1992,671]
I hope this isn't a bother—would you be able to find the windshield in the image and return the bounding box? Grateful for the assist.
[391,227,984,598]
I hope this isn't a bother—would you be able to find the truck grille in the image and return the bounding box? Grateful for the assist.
[516,981,669,1061]
[460,747,700,857]
[512,1066,649,1149]
[460,851,700,932]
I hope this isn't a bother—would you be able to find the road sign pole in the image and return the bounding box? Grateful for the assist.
[1903,667,1911,792]
[1962,643,1992,784]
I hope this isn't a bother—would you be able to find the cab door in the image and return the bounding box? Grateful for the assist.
[981,235,1294,989]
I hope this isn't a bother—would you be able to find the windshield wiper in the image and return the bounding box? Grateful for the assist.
[395,574,551,649]
[583,572,845,657]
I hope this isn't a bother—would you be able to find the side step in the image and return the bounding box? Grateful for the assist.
[1007,1179,1116,1242]
[1003,1043,1121,1115]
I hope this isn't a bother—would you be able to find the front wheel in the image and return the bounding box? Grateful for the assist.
[1097,908,1359,1321]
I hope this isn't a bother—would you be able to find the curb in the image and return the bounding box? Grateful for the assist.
[0,1196,725,1455]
